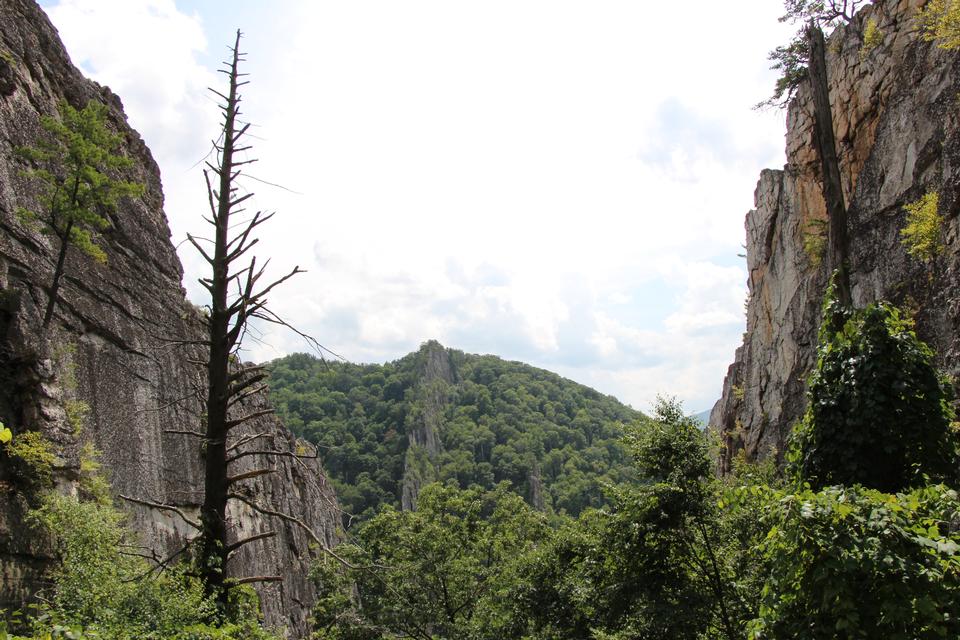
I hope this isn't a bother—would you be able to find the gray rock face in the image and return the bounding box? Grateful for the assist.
[712,0,960,471]
[0,2,340,637]
[400,340,456,510]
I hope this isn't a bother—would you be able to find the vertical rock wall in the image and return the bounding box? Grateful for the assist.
[712,0,960,471]
[0,2,340,637]
[400,340,456,510]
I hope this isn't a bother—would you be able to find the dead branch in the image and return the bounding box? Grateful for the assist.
[226,531,277,555]
[119,495,201,530]
[226,468,278,485]
[227,431,272,453]
[226,448,318,466]
[164,429,206,438]
[225,408,275,430]
[229,575,283,585]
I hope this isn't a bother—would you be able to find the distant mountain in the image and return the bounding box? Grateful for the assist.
[267,341,643,522]
[691,408,712,427]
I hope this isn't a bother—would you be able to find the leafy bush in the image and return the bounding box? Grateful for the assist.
[901,192,944,262]
[6,430,56,489]
[312,483,548,640]
[920,0,960,50]
[516,399,754,640]
[802,218,827,267]
[749,484,960,639]
[13,493,281,640]
[859,17,883,58]
[788,289,959,492]
[27,493,215,638]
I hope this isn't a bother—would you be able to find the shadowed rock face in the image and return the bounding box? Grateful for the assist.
[712,0,960,472]
[0,2,340,636]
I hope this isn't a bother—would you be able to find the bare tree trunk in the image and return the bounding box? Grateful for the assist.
[42,219,74,331]
[807,21,852,305]
[199,29,243,606]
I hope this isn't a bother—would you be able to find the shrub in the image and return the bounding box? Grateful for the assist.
[788,286,959,492]
[749,484,960,639]
[901,192,944,262]
[19,493,281,639]
[859,17,883,58]
[919,0,960,50]
[802,218,827,267]
[6,430,56,489]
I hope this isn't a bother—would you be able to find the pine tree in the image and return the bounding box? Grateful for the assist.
[17,101,144,330]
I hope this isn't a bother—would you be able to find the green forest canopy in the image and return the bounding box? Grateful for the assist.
[267,341,643,521]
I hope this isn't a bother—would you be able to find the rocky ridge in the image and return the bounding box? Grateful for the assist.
[712,0,960,470]
[0,2,339,637]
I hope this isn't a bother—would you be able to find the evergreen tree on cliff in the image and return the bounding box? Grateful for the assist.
[16,101,144,331]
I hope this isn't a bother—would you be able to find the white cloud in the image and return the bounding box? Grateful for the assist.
[41,0,796,413]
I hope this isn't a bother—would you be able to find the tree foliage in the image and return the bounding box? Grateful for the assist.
[311,483,548,640]
[515,398,749,640]
[761,1,869,107]
[788,289,959,492]
[749,484,960,639]
[268,345,641,522]
[901,191,944,262]
[3,490,281,639]
[16,100,144,329]
[919,0,960,49]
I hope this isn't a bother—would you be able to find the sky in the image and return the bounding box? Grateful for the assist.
[39,0,795,413]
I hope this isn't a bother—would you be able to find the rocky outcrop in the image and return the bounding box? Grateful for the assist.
[0,2,339,637]
[712,0,960,471]
[400,340,456,510]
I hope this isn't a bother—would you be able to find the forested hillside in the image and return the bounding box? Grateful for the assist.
[267,341,642,520]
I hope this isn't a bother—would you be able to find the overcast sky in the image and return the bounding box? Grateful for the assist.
[40,0,794,413]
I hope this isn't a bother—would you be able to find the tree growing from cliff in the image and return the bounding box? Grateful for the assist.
[16,100,144,331]
[919,0,960,49]
[762,1,868,107]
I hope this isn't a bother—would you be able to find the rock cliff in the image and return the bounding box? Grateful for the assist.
[712,0,960,471]
[400,340,456,510]
[0,2,339,636]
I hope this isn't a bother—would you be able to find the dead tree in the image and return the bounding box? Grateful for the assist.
[116,31,354,617]
[189,30,303,605]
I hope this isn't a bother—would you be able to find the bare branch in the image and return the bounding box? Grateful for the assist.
[186,234,214,265]
[227,431,271,454]
[164,429,206,438]
[228,364,267,384]
[226,468,278,485]
[228,493,355,569]
[226,531,277,555]
[203,170,219,221]
[228,383,269,408]
[229,575,283,585]
[225,408,275,430]
[119,495,201,530]
[226,448,318,466]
